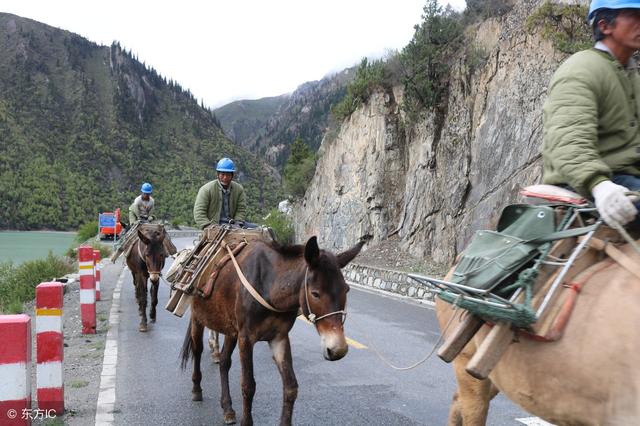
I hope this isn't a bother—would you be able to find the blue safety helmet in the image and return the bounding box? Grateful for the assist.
[588,0,640,20]
[141,182,153,194]
[216,157,236,173]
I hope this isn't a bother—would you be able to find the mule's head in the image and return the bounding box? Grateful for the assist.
[300,236,364,361]
[137,224,167,282]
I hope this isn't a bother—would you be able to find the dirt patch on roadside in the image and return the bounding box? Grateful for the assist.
[355,235,449,278]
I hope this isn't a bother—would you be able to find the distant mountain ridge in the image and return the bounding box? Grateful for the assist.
[0,13,280,230]
[214,95,289,147]
[215,69,353,168]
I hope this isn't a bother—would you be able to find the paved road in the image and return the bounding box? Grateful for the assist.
[110,237,530,425]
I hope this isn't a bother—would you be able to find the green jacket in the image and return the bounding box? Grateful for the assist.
[542,48,640,196]
[193,180,247,229]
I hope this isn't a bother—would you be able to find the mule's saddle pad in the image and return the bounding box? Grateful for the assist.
[170,225,273,294]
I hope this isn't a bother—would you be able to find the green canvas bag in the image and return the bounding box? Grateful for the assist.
[452,204,595,291]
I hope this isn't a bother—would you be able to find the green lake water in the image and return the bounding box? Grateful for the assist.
[0,231,77,265]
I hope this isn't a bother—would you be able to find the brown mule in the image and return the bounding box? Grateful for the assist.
[180,236,364,426]
[125,224,169,332]
[436,240,640,425]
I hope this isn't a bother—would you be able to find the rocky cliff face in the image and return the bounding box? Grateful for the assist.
[293,0,582,265]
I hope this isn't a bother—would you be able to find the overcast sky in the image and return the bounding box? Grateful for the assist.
[2,0,466,109]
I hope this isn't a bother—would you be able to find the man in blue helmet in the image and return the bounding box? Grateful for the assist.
[542,0,640,228]
[129,182,155,224]
[193,157,248,229]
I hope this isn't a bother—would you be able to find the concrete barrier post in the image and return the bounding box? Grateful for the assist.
[0,314,32,425]
[93,250,101,301]
[78,246,96,334]
[35,282,64,414]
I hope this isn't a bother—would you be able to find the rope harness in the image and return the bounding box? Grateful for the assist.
[224,243,347,324]
[302,268,347,324]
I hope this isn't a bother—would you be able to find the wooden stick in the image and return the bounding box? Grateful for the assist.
[586,237,640,281]
[172,292,192,318]
[437,313,484,363]
[165,289,182,313]
[465,321,514,380]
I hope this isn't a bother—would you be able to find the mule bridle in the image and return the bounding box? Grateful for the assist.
[303,268,347,325]
[223,243,346,323]
[137,240,163,276]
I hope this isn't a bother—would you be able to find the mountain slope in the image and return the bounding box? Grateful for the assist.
[214,95,288,146]
[215,69,353,168]
[0,13,280,230]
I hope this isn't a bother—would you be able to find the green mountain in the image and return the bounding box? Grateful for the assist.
[0,13,281,230]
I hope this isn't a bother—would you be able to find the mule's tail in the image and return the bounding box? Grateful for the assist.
[180,318,193,370]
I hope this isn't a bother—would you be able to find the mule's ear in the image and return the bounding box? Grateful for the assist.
[304,236,320,267]
[137,228,151,245]
[337,240,365,268]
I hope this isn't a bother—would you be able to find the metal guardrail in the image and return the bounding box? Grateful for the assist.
[167,230,202,238]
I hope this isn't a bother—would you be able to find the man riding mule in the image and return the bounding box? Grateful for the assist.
[129,182,155,224]
[542,0,640,229]
[193,157,252,229]
[419,2,640,424]
[112,182,176,262]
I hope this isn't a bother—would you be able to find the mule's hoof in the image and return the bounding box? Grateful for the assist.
[223,411,236,424]
[150,318,156,323]
[192,391,203,401]
[212,352,221,364]
[138,323,148,332]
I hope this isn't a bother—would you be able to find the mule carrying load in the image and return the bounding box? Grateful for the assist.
[110,221,178,263]
[164,223,274,316]
[409,184,640,379]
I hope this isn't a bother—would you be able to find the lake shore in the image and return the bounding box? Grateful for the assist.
[0,231,78,265]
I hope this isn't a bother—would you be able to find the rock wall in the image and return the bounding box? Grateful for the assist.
[344,263,435,303]
[293,0,584,265]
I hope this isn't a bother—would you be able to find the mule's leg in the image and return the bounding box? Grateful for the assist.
[190,319,205,401]
[209,330,221,363]
[448,355,494,426]
[149,279,159,323]
[134,273,149,332]
[219,334,238,424]
[269,336,298,426]
[238,336,256,426]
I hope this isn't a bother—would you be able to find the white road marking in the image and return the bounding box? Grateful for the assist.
[516,417,556,425]
[95,267,126,425]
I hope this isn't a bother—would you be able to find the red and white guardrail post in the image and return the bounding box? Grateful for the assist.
[78,246,96,334]
[93,249,101,301]
[35,282,64,414]
[0,314,32,425]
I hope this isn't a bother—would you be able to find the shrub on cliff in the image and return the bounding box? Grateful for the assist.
[262,208,294,244]
[331,58,388,121]
[526,2,591,54]
[283,137,316,199]
[400,0,463,117]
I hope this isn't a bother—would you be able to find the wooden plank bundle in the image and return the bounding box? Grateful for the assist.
[165,225,273,317]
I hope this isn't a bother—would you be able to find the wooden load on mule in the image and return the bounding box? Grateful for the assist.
[165,224,273,317]
[408,184,639,379]
[110,221,143,262]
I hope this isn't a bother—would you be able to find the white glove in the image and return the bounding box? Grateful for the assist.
[592,180,638,226]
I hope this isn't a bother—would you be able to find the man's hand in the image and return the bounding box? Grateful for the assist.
[592,180,638,227]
